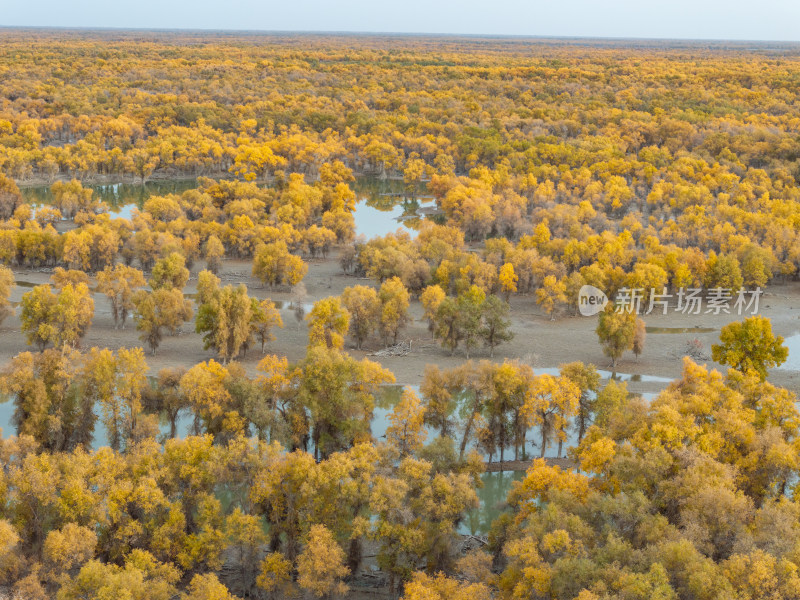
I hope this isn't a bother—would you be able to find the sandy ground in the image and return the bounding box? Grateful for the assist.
[2,251,799,397]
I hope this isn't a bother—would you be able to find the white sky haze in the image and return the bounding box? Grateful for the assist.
[2,0,799,41]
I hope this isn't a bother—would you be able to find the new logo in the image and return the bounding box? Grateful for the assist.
[578,285,608,316]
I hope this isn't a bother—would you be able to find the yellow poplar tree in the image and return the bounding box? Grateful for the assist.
[306,297,350,350]
[0,265,14,326]
[498,262,518,301]
[523,374,580,458]
[378,277,410,346]
[386,388,427,457]
[297,524,349,599]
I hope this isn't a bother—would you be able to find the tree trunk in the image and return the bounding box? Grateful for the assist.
[459,411,477,460]
[540,416,547,458]
[347,537,362,574]
[169,414,178,439]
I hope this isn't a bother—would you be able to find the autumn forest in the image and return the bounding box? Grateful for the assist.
[0,29,798,600]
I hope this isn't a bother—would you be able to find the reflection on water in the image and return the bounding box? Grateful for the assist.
[0,400,12,440]
[20,177,436,240]
[646,326,716,334]
[272,300,315,313]
[351,178,436,239]
[462,470,525,536]
[532,366,673,384]
[372,384,421,441]
[21,179,199,211]
[0,392,196,448]
[0,379,666,535]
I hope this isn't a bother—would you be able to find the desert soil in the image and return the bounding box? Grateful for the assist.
[2,250,799,397]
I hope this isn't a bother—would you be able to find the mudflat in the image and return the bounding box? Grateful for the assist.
[4,251,797,396]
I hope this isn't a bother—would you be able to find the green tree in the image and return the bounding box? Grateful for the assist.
[196,281,254,363]
[596,305,636,368]
[480,294,513,357]
[0,348,94,451]
[83,347,151,451]
[705,252,744,291]
[20,283,94,350]
[299,346,393,458]
[225,508,268,595]
[434,296,462,356]
[456,285,486,359]
[150,252,190,291]
[559,362,601,442]
[146,367,188,439]
[341,285,380,349]
[132,288,193,355]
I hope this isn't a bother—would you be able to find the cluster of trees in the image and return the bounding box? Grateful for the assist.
[339,277,410,349]
[348,213,785,324]
[0,29,799,599]
[420,284,514,357]
[0,33,798,315]
[6,255,289,361]
[0,315,794,599]
[419,359,598,462]
[0,170,355,296]
[483,356,800,600]
[305,275,513,357]
[0,330,483,597]
[0,424,479,598]
[195,270,283,362]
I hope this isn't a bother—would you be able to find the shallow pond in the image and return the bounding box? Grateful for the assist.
[646,326,716,334]
[0,376,661,534]
[779,333,800,371]
[463,470,525,535]
[20,176,433,240]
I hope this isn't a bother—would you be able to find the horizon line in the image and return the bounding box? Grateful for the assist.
[1,25,799,45]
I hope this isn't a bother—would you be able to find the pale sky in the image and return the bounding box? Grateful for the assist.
[2,0,799,42]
